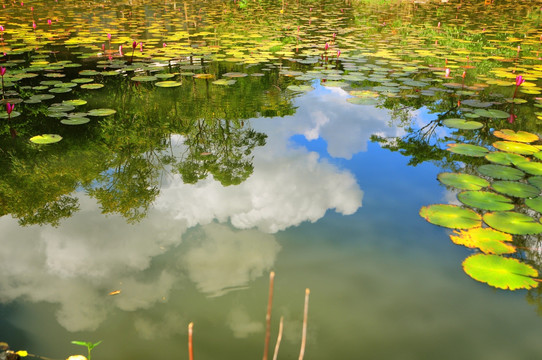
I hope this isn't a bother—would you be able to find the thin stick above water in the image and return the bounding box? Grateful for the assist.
[188,322,194,360]
[271,316,284,360]
[263,271,275,360]
[298,288,310,360]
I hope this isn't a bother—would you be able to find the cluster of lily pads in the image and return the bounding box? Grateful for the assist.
[420,128,542,290]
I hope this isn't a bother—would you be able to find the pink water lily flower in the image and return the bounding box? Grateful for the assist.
[6,103,14,114]
[132,41,137,49]
[324,42,329,51]
[515,75,525,86]
[0,25,4,32]
[0,67,6,76]
[445,68,451,78]
[107,33,111,40]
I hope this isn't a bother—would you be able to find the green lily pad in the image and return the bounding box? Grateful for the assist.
[485,151,527,165]
[49,87,72,93]
[442,118,483,130]
[30,134,63,144]
[62,99,87,106]
[447,143,489,157]
[514,160,542,176]
[493,129,539,143]
[79,70,100,76]
[473,108,510,118]
[60,117,90,125]
[80,83,104,90]
[525,196,542,213]
[457,191,514,211]
[477,164,524,180]
[463,254,538,290]
[155,81,182,87]
[213,79,236,86]
[483,211,542,235]
[450,228,514,254]
[87,108,116,117]
[155,73,176,79]
[493,141,540,155]
[419,204,481,229]
[491,181,540,198]
[346,96,379,105]
[72,78,94,84]
[437,172,489,190]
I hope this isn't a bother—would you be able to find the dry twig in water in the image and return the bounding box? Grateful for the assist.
[298,288,310,360]
[263,271,275,360]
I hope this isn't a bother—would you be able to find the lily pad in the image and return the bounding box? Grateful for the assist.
[477,164,524,180]
[483,211,542,235]
[473,108,510,118]
[437,172,489,190]
[450,228,514,254]
[528,176,542,189]
[88,108,116,117]
[155,81,182,87]
[514,161,542,176]
[419,204,481,229]
[30,134,63,144]
[457,191,514,211]
[485,151,526,165]
[493,141,540,155]
[80,83,105,90]
[447,143,489,157]
[491,181,540,198]
[493,129,539,143]
[287,85,314,92]
[463,254,538,290]
[62,99,88,106]
[442,118,483,130]
[60,117,90,125]
[212,79,237,86]
[131,76,157,82]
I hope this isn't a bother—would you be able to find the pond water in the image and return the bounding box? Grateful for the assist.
[2,0,542,359]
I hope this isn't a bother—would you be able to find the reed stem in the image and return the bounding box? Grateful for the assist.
[271,316,284,360]
[262,271,275,360]
[188,322,194,360]
[298,288,310,360]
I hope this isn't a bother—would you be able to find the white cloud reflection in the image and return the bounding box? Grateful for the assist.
[0,83,410,332]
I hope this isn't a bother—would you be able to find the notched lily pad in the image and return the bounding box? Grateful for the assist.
[450,228,514,254]
[463,254,538,290]
[491,181,540,198]
[477,164,524,180]
[30,134,63,144]
[493,129,539,143]
[419,204,481,229]
[447,143,489,157]
[88,108,116,117]
[442,118,483,130]
[483,211,542,235]
[457,190,514,211]
[493,141,540,155]
[437,172,489,190]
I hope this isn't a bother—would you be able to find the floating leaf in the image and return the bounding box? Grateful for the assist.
[493,129,539,143]
[88,108,116,117]
[485,151,526,165]
[437,172,489,190]
[514,160,542,176]
[212,79,237,86]
[419,204,481,229]
[463,254,538,290]
[483,211,542,235]
[450,228,514,254]
[131,76,157,82]
[287,84,313,92]
[80,83,104,90]
[477,164,524,180]
[61,117,90,125]
[447,143,489,157]
[528,176,542,189]
[473,108,510,118]
[30,134,63,144]
[457,191,514,211]
[155,81,182,87]
[525,196,542,213]
[491,181,540,198]
[62,99,87,106]
[442,118,483,130]
[493,141,540,155]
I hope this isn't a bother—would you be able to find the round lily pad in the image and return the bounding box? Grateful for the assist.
[483,211,542,235]
[419,204,481,229]
[493,129,539,143]
[437,172,489,190]
[79,70,100,76]
[514,160,542,176]
[62,99,87,106]
[30,134,63,144]
[463,254,538,290]
[80,83,104,90]
[155,73,176,79]
[72,78,94,84]
[213,79,236,86]
[450,228,514,254]
[485,151,526,165]
[155,81,182,87]
[473,108,510,118]
[442,118,483,130]
[447,143,489,157]
[49,87,72,93]
[60,117,90,125]
[491,181,540,198]
[493,141,540,155]
[88,108,116,117]
[477,164,524,180]
[457,191,514,211]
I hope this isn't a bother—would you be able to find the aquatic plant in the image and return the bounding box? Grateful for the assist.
[71,340,101,360]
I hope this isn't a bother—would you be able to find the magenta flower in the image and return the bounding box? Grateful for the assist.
[445,68,451,78]
[0,25,4,32]
[107,33,111,40]
[119,45,123,56]
[132,41,137,49]
[515,75,525,86]
[507,113,517,124]
[32,21,36,30]
[6,103,14,114]
[0,67,5,76]
[324,42,329,51]
[47,19,52,25]
[337,50,341,58]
